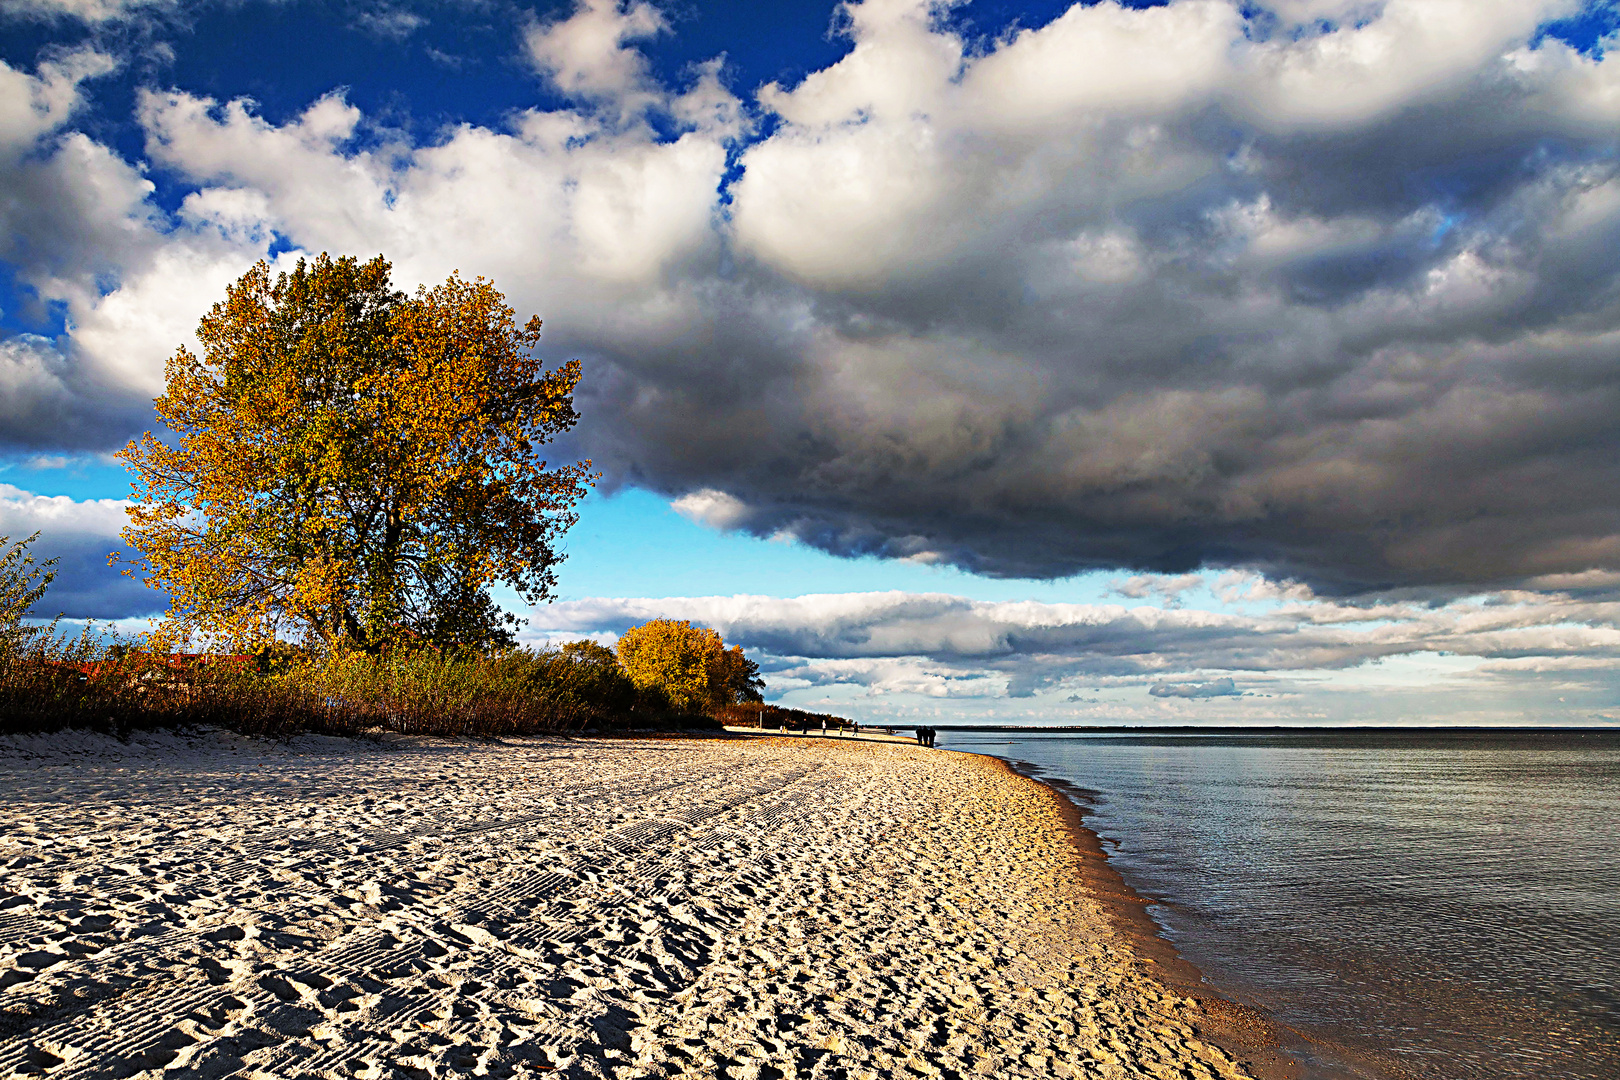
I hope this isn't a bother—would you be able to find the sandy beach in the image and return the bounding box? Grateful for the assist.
[0,730,1282,1079]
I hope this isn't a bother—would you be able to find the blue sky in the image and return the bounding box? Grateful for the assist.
[553,491,1137,604]
[4,0,1620,725]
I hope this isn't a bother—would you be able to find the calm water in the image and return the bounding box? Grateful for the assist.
[938,730,1620,1080]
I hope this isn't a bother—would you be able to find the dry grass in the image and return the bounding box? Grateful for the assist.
[0,634,707,740]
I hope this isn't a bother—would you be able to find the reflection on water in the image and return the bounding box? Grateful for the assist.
[941,729,1620,1080]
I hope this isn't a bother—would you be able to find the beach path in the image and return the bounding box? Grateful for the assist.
[0,731,1262,1080]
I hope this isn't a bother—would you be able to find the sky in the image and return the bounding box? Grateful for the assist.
[3,0,1620,726]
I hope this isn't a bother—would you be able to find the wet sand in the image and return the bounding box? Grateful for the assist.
[2,729,1282,1078]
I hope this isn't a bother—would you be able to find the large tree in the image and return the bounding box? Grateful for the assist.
[118,254,592,652]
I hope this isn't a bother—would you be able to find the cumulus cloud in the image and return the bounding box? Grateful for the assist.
[0,47,110,144]
[0,48,293,453]
[6,1,1620,595]
[688,0,1620,593]
[525,0,667,112]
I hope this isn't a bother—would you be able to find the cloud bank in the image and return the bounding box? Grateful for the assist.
[4,0,1620,604]
[519,576,1620,719]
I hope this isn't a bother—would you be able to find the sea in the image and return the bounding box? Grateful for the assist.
[936,729,1620,1080]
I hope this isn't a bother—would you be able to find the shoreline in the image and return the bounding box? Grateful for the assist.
[987,752,1406,1080]
[732,727,1311,1079]
[985,753,1304,1080]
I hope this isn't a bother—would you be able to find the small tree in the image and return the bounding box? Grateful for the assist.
[715,642,766,705]
[0,532,57,656]
[615,618,763,713]
[117,254,593,653]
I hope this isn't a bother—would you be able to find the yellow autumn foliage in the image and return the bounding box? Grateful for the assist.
[116,254,593,653]
[615,619,764,713]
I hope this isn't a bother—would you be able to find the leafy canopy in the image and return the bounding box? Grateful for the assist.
[615,619,764,713]
[117,254,592,653]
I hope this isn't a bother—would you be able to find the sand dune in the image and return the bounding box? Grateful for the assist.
[0,730,1272,1079]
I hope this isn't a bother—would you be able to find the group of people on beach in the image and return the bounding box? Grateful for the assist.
[915,726,938,747]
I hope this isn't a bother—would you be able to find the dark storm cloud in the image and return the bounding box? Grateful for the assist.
[0,334,162,450]
[30,535,155,617]
[555,2,1620,595]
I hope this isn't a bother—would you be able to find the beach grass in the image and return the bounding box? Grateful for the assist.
[0,632,720,740]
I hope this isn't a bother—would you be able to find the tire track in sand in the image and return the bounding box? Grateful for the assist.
[0,757,825,1077]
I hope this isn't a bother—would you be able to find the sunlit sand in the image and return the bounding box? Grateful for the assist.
[1,730,1271,1078]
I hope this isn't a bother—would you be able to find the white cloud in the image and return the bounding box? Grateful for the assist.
[0,481,125,536]
[0,0,165,24]
[68,242,278,397]
[961,0,1238,124]
[671,488,751,530]
[1111,573,1206,604]
[0,48,112,148]
[137,84,734,291]
[525,0,667,112]
[354,4,425,41]
[0,50,282,450]
[1235,0,1575,129]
